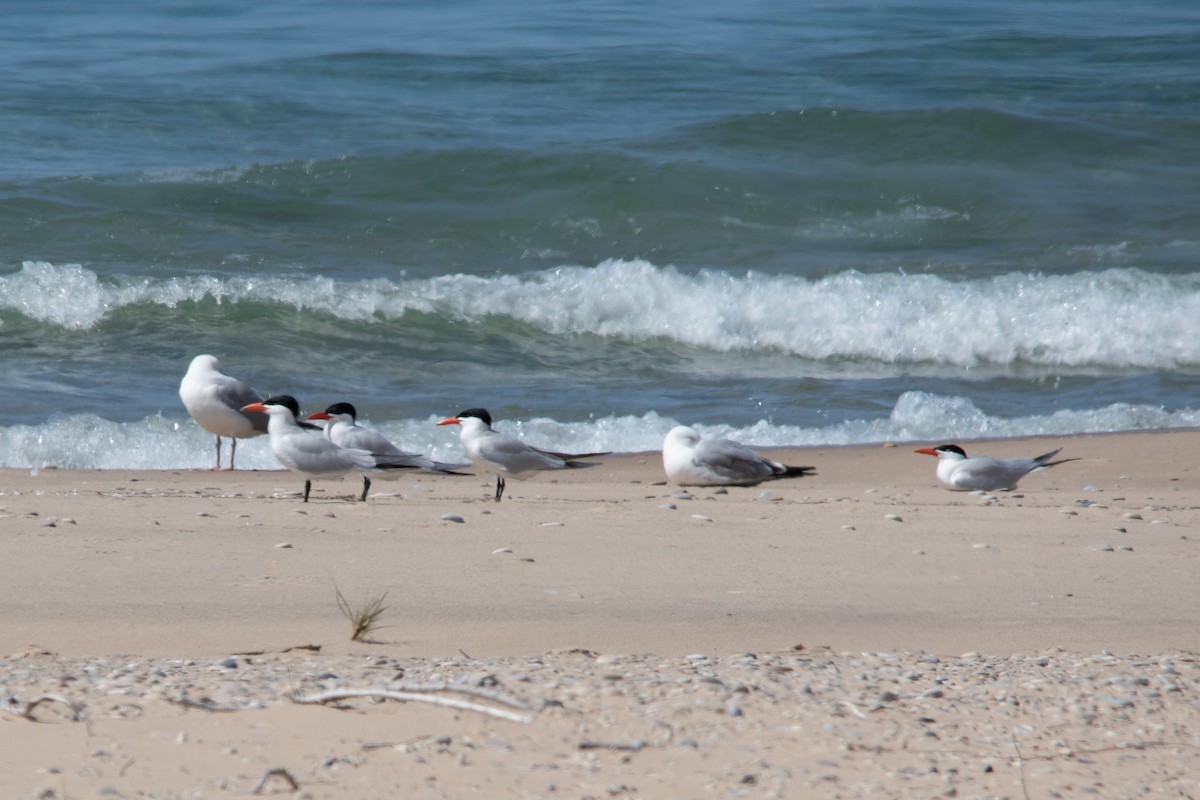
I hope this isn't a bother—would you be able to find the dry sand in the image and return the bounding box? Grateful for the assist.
[2,431,1199,798]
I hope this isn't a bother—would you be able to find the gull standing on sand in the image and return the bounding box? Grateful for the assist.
[914,443,1077,491]
[243,396,418,502]
[436,408,608,501]
[662,425,815,486]
[178,354,268,470]
[306,402,471,501]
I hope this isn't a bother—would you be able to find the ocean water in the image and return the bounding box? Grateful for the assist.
[3,1,1200,470]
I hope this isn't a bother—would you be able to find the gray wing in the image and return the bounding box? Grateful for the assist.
[216,376,267,433]
[693,438,775,484]
[474,433,569,474]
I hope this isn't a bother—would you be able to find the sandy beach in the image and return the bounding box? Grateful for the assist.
[3,431,1199,798]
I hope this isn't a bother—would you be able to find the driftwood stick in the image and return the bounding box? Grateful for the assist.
[251,767,299,795]
[839,700,868,719]
[0,693,82,722]
[395,681,532,710]
[288,687,535,724]
[1011,729,1032,800]
[579,739,648,752]
[165,693,260,713]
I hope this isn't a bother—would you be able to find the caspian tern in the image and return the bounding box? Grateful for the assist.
[243,396,419,502]
[306,402,471,501]
[914,443,1078,491]
[663,425,815,487]
[178,354,268,470]
[436,408,609,501]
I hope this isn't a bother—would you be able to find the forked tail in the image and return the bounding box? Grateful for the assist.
[1034,448,1080,469]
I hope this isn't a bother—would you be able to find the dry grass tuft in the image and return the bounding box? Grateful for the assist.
[335,586,389,642]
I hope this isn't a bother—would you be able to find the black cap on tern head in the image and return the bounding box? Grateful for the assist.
[936,444,967,456]
[324,402,358,420]
[455,408,493,427]
[262,395,302,418]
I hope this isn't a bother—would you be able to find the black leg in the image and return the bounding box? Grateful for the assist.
[360,476,371,502]
[494,476,505,502]
[230,437,238,470]
[214,436,222,471]
[303,479,312,503]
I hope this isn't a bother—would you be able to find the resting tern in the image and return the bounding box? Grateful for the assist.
[178,354,267,470]
[243,396,418,502]
[306,402,471,501]
[663,425,815,487]
[914,443,1078,491]
[436,408,609,501]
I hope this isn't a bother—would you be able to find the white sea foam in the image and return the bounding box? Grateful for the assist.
[2,394,1195,471]
[6,259,1200,370]
[0,414,475,472]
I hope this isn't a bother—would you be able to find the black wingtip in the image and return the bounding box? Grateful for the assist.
[569,451,612,462]
[1040,457,1081,469]
[782,465,816,477]
[539,449,612,463]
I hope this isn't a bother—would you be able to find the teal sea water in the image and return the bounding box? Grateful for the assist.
[3,1,1200,469]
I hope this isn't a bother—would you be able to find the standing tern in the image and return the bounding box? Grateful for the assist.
[306,402,471,501]
[436,408,609,501]
[243,396,418,502]
[662,425,815,486]
[914,443,1078,491]
[178,354,268,470]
